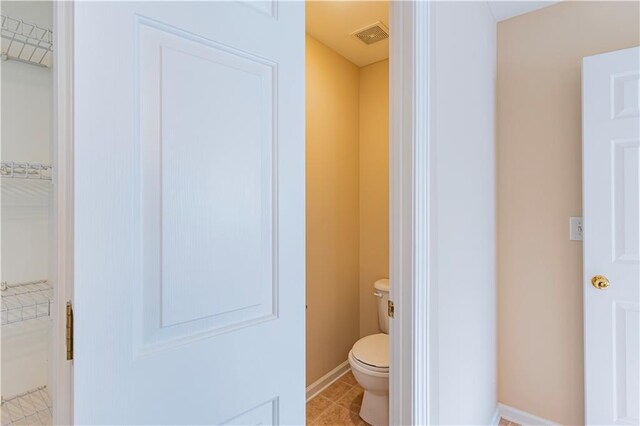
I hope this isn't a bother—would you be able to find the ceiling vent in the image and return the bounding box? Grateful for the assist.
[351,21,389,45]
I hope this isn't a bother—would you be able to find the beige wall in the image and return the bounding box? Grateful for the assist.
[497,3,640,424]
[359,60,389,338]
[306,35,360,385]
[306,35,389,385]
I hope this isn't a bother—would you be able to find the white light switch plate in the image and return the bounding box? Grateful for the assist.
[570,217,583,241]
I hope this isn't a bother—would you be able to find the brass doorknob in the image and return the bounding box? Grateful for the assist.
[591,275,610,290]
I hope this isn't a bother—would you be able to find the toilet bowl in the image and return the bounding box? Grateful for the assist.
[348,279,389,426]
[349,333,389,425]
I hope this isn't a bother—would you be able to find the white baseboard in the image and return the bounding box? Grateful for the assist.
[494,403,559,426]
[306,360,350,402]
[490,406,502,425]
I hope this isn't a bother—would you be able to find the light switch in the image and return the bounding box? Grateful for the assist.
[570,217,583,241]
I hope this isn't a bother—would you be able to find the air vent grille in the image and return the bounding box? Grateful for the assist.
[352,22,389,45]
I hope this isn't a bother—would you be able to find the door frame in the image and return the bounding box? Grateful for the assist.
[52,1,435,424]
[51,1,74,425]
[389,1,436,425]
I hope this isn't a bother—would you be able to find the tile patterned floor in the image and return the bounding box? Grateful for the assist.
[306,372,371,425]
[306,373,521,426]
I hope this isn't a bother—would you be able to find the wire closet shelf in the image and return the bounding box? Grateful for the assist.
[1,280,53,326]
[1,14,53,67]
[0,162,52,180]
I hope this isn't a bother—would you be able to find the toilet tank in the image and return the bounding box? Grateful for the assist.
[374,279,390,333]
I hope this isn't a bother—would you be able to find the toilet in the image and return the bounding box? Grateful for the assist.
[348,278,389,426]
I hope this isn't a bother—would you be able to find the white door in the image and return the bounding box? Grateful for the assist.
[583,46,639,426]
[73,2,305,424]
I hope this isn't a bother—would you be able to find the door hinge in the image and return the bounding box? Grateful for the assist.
[66,301,73,361]
[388,300,394,318]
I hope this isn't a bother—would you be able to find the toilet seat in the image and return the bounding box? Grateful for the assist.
[349,351,389,376]
[351,333,389,371]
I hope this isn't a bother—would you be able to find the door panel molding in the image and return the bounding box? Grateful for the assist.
[611,139,639,263]
[133,15,279,356]
[221,397,279,425]
[613,301,640,424]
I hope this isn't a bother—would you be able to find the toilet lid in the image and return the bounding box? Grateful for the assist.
[352,333,389,368]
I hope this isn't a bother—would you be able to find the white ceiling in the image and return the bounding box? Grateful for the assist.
[306,1,389,67]
[488,1,561,21]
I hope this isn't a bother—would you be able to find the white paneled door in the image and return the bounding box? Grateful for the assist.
[583,47,639,426]
[73,2,305,424]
